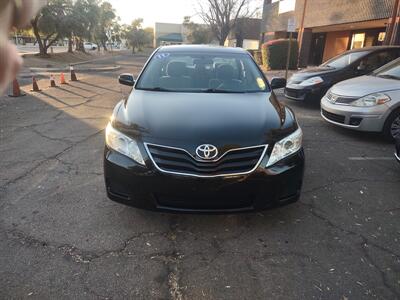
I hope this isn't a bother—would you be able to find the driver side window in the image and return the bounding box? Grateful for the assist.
[358,51,397,72]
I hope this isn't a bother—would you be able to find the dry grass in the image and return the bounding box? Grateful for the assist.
[22,51,112,68]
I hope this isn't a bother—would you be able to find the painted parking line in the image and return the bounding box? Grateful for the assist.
[348,157,394,161]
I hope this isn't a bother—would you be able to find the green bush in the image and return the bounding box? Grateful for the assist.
[253,50,262,66]
[261,39,299,70]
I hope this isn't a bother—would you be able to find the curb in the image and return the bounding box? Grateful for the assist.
[27,65,121,74]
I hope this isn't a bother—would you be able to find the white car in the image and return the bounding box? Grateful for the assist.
[84,42,98,51]
[321,58,400,140]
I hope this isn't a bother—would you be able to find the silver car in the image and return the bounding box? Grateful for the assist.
[321,58,400,139]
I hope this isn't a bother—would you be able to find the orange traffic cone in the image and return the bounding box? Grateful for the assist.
[8,78,26,97]
[50,74,57,87]
[70,66,78,81]
[60,73,67,84]
[31,76,41,92]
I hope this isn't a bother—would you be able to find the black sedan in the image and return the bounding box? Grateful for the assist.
[104,45,305,213]
[285,46,400,102]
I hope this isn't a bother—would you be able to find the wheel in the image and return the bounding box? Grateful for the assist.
[383,108,400,140]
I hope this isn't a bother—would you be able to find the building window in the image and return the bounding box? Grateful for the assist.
[378,32,386,42]
[351,33,365,49]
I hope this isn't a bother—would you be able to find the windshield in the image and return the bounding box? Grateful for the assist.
[321,51,369,69]
[373,58,400,80]
[135,52,269,93]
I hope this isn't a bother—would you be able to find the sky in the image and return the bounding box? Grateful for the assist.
[108,0,263,28]
[108,0,203,28]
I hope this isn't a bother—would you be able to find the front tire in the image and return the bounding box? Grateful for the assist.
[383,108,400,140]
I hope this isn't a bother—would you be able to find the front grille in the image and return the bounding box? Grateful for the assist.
[145,143,267,177]
[285,89,304,99]
[326,91,358,104]
[322,109,345,124]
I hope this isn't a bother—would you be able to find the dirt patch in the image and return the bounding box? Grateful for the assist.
[22,51,119,68]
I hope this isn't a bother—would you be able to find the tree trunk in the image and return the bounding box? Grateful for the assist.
[101,40,107,51]
[68,38,73,53]
[31,18,46,56]
[76,39,86,53]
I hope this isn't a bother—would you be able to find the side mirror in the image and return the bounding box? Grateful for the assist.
[270,77,287,90]
[119,73,135,86]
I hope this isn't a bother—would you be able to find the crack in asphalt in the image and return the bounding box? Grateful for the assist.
[3,227,167,263]
[0,129,104,190]
[2,224,187,299]
[162,218,184,300]
[360,241,400,298]
[302,177,400,195]
[299,201,400,297]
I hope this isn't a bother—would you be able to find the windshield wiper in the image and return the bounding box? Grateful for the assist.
[203,88,245,93]
[138,87,173,92]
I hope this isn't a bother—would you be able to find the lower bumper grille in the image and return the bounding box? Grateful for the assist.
[155,194,255,211]
[145,143,267,177]
[322,109,345,124]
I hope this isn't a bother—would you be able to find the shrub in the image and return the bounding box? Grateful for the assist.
[252,50,262,66]
[261,39,299,70]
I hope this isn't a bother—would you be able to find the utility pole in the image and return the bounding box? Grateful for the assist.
[385,0,400,45]
[285,31,293,81]
[297,0,308,50]
[259,0,272,49]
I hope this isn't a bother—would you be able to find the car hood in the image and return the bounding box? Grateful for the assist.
[331,75,400,97]
[114,90,296,152]
[289,66,337,83]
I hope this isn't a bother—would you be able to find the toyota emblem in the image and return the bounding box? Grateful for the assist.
[196,144,218,160]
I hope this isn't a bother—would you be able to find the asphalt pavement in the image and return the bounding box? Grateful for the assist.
[0,53,399,299]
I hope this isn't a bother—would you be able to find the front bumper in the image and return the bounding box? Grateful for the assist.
[104,146,305,213]
[321,96,390,132]
[284,84,325,101]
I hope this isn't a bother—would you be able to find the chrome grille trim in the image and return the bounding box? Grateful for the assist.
[144,143,268,178]
[326,91,358,105]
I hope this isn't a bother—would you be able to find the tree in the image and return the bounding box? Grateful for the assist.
[183,16,213,45]
[108,19,123,46]
[144,27,154,46]
[94,2,116,51]
[197,0,257,46]
[123,19,152,53]
[31,0,73,56]
[70,0,101,52]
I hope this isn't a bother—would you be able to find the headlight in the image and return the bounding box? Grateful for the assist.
[266,128,303,167]
[105,123,145,165]
[299,76,324,86]
[351,93,391,107]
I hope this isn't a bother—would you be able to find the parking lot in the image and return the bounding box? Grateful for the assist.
[0,53,399,299]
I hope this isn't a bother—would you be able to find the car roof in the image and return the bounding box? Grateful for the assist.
[157,45,249,54]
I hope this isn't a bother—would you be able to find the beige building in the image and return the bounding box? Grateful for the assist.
[154,23,186,48]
